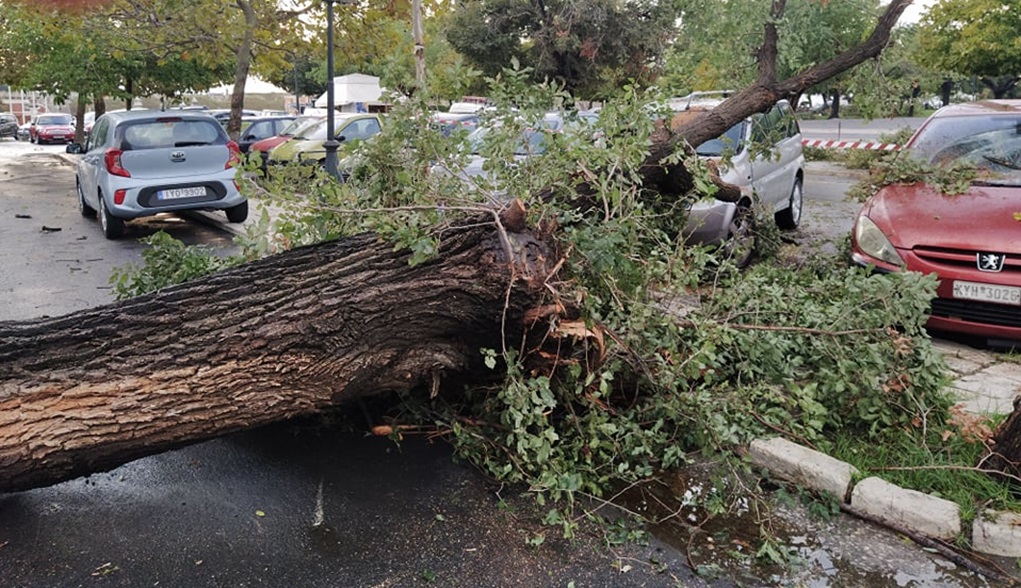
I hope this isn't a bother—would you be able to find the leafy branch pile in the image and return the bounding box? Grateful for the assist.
[114,75,954,527]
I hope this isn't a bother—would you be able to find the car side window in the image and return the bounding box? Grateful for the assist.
[777,102,799,138]
[87,119,108,152]
[340,118,381,142]
[245,121,270,140]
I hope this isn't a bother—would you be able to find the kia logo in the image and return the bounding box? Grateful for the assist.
[170,150,186,161]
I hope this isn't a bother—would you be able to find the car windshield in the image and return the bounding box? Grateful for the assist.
[296,119,331,141]
[280,116,322,137]
[695,121,746,157]
[38,115,73,126]
[119,118,223,150]
[910,115,1021,180]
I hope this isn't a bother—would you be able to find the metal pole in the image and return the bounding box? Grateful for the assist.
[323,0,340,181]
[293,56,301,114]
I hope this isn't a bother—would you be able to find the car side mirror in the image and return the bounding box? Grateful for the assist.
[65,143,82,154]
[336,135,347,142]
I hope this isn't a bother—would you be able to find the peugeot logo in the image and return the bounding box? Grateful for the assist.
[170,150,186,162]
[977,252,1006,273]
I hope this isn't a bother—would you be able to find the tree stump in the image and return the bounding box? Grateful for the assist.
[984,396,1021,482]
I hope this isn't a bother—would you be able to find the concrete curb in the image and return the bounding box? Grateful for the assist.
[748,436,1021,557]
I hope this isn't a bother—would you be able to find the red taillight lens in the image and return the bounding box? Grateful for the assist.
[114,189,126,205]
[104,148,130,177]
[226,140,241,169]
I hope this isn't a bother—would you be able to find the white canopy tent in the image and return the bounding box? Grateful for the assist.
[313,73,383,112]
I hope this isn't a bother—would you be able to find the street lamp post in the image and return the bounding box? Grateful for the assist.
[323,0,340,181]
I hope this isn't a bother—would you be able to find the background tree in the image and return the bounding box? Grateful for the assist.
[446,0,678,99]
[661,0,881,117]
[916,0,1021,98]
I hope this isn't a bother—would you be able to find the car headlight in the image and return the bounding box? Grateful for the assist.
[854,215,904,267]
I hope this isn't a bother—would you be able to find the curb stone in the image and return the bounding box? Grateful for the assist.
[748,436,1021,557]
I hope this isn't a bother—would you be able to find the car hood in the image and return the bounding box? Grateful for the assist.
[865,181,1021,252]
[269,138,325,161]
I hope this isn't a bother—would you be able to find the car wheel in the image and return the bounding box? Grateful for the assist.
[77,179,96,219]
[225,200,249,223]
[721,203,756,268]
[775,177,803,230]
[99,196,125,239]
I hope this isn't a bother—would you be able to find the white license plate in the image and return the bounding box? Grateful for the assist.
[951,281,1021,305]
[157,187,207,200]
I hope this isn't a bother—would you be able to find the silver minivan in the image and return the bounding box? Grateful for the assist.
[67,110,247,239]
[677,97,805,266]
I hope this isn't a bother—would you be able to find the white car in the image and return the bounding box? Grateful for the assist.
[66,110,247,239]
[671,96,805,266]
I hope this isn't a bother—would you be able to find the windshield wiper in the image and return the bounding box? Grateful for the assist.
[983,154,1021,170]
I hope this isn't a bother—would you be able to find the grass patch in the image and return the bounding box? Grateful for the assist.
[829,409,1019,526]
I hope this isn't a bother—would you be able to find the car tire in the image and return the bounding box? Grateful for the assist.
[99,196,125,239]
[722,203,757,268]
[225,200,248,223]
[77,179,96,219]
[775,177,803,230]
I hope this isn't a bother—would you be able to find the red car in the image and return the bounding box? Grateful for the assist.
[851,100,1021,343]
[29,113,75,144]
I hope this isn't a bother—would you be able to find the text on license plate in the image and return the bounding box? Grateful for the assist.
[951,281,1021,305]
[157,187,207,200]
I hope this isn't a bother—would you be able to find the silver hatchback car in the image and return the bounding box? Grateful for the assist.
[66,110,247,239]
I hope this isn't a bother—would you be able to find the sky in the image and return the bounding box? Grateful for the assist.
[899,0,935,24]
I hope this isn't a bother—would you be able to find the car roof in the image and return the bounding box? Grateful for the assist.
[927,99,1021,119]
[99,110,220,124]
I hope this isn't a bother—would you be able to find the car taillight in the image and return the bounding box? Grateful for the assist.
[104,148,130,177]
[226,140,241,169]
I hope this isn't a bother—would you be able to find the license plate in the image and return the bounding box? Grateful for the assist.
[157,187,207,200]
[951,280,1021,305]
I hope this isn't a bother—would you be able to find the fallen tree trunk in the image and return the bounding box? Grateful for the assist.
[0,219,546,493]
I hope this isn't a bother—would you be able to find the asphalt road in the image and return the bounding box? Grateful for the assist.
[0,132,1002,588]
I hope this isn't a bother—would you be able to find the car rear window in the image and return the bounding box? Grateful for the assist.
[119,119,225,151]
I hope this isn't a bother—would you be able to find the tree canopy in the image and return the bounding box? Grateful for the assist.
[916,0,1021,98]
[445,0,678,99]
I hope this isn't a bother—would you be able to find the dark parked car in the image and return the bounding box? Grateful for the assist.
[0,113,18,139]
[65,110,247,239]
[851,100,1021,343]
[236,115,296,153]
[30,113,75,144]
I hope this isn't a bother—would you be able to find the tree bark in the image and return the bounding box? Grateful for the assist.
[984,397,1021,482]
[0,220,546,493]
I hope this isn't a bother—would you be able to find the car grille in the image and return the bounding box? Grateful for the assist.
[930,298,1021,328]
[915,246,1021,273]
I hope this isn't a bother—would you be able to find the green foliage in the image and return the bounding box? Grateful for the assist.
[846,153,978,202]
[110,231,236,299]
[446,0,679,98]
[916,0,1021,87]
[113,75,955,536]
